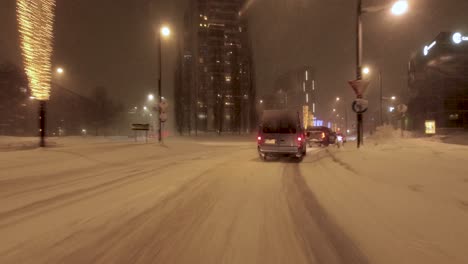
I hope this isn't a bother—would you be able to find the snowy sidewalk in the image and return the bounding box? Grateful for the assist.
[301,131,468,264]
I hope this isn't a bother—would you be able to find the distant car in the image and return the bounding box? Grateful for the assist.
[306,126,336,147]
[257,110,307,161]
[336,132,346,143]
[335,132,346,148]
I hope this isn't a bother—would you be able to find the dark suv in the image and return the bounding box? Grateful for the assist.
[306,126,336,147]
[257,110,307,161]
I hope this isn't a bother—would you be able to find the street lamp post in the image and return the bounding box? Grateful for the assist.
[379,70,383,126]
[158,26,170,143]
[39,100,46,147]
[356,0,364,148]
[336,97,349,135]
[355,0,408,148]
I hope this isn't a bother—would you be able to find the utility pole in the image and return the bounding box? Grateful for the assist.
[158,32,163,143]
[39,101,46,147]
[356,0,364,148]
[379,70,383,126]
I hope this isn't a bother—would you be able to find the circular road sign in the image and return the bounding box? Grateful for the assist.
[352,99,369,114]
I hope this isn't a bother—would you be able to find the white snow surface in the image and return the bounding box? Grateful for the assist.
[302,130,468,264]
[1,133,468,263]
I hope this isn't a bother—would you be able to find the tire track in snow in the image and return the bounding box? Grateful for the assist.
[283,163,369,264]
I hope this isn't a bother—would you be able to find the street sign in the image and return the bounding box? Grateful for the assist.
[425,120,436,135]
[348,79,370,98]
[160,113,168,122]
[396,104,408,114]
[159,101,169,111]
[352,99,369,114]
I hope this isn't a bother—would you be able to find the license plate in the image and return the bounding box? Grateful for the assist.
[265,139,276,144]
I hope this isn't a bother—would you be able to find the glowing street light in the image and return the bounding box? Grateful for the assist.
[391,96,397,100]
[391,1,409,16]
[161,26,171,38]
[148,94,154,101]
[143,106,148,111]
[336,97,341,101]
[333,109,336,112]
[259,99,263,104]
[56,67,64,74]
[363,67,370,75]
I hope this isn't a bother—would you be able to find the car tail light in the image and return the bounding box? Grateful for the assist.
[257,136,263,144]
[297,135,304,145]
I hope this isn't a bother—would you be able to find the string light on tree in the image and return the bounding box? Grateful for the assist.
[17,0,56,101]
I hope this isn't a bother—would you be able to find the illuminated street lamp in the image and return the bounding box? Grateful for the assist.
[157,25,171,143]
[362,67,370,75]
[148,94,154,101]
[335,97,349,135]
[161,26,171,37]
[391,96,397,100]
[56,67,64,74]
[391,0,409,16]
[355,0,409,148]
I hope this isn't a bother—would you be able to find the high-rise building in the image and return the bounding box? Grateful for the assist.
[175,0,255,134]
[271,67,316,127]
[408,31,468,131]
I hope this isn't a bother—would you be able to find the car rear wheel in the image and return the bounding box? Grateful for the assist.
[295,155,304,162]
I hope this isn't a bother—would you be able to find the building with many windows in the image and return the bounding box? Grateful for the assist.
[408,31,468,131]
[269,67,316,128]
[175,0,255,134]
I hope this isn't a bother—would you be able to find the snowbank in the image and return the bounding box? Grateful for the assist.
[301,132,468,264]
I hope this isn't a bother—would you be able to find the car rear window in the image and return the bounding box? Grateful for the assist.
[262,119,297,134]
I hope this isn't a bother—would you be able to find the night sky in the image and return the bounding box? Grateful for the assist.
[1,0,468,124]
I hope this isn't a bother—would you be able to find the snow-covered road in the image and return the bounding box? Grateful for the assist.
[1,136,468,263]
